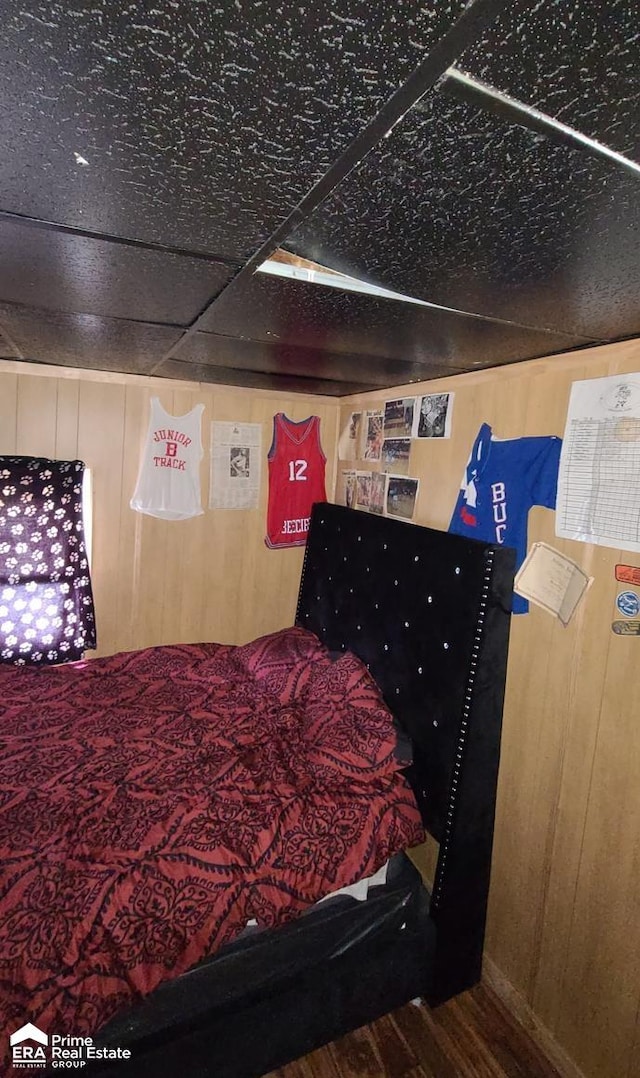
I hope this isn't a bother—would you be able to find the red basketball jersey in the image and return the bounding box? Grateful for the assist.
[266,413,327,548]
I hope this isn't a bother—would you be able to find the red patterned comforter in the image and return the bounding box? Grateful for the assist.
[0,627,423,1057]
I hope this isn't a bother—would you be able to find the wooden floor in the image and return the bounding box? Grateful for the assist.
[267,984,563,1078]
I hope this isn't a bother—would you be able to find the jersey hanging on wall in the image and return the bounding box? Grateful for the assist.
[130,397,204,520]
[448,422,562,613]
[266,413,327,548]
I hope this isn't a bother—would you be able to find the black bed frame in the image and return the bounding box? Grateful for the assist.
[89,504,515,1077]
[297,503,515,1008]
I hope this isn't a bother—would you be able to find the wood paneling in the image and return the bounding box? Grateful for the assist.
[338,339,640,1078]
[3,339,640,1078]
[0,360,339,653]
[0,372,18,453]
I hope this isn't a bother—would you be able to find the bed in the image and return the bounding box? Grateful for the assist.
[0,503,515,1077]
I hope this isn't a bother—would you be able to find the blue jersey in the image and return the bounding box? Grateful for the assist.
[448,423,562,613]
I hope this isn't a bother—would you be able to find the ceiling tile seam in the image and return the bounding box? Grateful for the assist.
[0,287,601,348]
[148,0,515,376]
[0,298,185,332]
[257,260,602,342]
[443,68,640,176]
[0,209,244,269]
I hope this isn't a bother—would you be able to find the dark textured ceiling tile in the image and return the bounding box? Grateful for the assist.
[0,302,182,375]
[285,88,640,340]
[0,0,466,259]
[457,0,640,161]
[0,220,235,325]
[199,271,592,367]
[156,358,378,397]
[176,329,467,386]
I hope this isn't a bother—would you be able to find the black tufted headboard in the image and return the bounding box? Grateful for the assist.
[296,503,515,1002]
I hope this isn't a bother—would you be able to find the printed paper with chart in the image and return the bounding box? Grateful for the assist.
[555,373,640,553]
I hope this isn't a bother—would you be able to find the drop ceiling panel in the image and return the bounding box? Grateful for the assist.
[286,88,640,341]
[176,329,466,388]
[199,267,591,369]
[0,0,466,259]
[155,358,378,397]
[0,303,183,375]
[0,220,236,325]
[0,3,636,393]
[458,0,640,161]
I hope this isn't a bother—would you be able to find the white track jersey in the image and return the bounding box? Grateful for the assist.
[130,397,204,520]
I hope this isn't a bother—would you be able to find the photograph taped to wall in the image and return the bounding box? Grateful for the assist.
[381,437,411,475]
[383,397,415,440]
[413,392,454,439]
[229,447,250,478]
[363,411,384,461]
[210,421,261,509]
[355,471,372,510]
[338,412,362,461]
[369,471,387,515]
[386,476,419,521]
[343,470,357,510]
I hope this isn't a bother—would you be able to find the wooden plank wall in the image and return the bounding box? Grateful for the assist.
[0,361,339,655]
[337,338,640,1078]
[2,339,640,1078]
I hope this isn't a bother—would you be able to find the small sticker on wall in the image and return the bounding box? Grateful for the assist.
[612,620,640,636]
[616,591,640,618]
[615,564,640,586]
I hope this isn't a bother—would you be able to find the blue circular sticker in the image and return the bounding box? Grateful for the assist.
[616,591,640,618]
